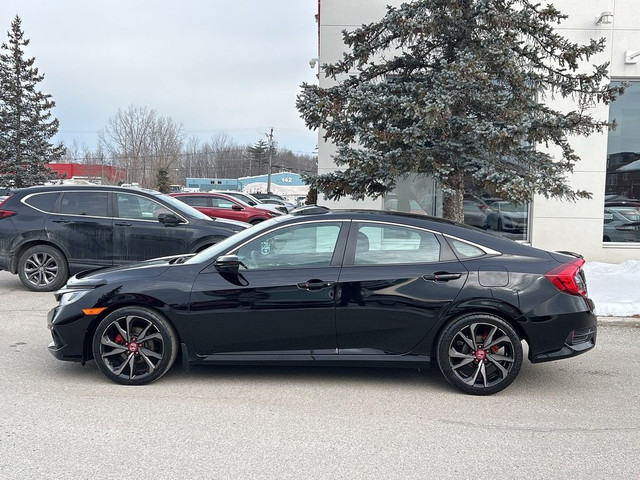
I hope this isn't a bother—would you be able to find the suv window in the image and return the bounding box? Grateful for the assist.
[355,223,440,265]
[211,197,237,209]
[179,196,209,207]
[116,192,172,220]
[24,192,60,212]
[236,223,341,269]
[59,192,109,216]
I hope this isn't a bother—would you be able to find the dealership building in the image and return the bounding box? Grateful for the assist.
[315,0,640,262]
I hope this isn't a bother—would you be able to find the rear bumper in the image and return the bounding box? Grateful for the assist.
[527,310,597,363]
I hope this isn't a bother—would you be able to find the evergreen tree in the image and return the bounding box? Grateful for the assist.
[156,167,170,193]
[297,0,625,222]
[247,139,269,175]
[0,15,64,188]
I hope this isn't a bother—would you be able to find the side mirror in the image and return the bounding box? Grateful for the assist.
[231,204,243,211]
[158,213,182,225]
[214,255,246,275]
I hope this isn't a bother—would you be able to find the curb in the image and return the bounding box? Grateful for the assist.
[597,316,640,327]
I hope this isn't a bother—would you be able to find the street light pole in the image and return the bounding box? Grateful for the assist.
[266,128,274,193]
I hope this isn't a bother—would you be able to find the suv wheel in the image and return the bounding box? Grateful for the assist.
[17,245,69,292]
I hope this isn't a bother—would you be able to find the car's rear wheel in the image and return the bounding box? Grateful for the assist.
[93,307,179,385]
[437,314,523,395]
[17,245,68,292]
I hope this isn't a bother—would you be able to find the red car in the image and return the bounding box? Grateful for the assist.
[171,192,279,224]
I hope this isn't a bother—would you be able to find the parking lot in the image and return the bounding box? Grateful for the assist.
[0,270,639,479]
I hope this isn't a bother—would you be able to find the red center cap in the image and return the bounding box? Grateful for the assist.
[128,342,139,353]
[475,349,486,360]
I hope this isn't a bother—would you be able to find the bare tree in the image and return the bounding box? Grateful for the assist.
[99,105,183,187]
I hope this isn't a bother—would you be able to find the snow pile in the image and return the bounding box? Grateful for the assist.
[583,261,640,317]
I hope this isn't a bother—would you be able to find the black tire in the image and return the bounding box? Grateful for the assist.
[17,245,69,292]
[249,218,264,225]
[437,314,523,395]
[92,307,179,385]
[496,218,503,231]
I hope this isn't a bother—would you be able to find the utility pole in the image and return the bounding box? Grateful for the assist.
[265,128,274,193]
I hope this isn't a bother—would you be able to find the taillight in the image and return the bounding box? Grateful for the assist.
[0,209,16,219]
[544,258,587,297]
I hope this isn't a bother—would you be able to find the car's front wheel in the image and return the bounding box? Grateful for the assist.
[17,245,69,292]
[437,314,523,395]
[92,307,179,385]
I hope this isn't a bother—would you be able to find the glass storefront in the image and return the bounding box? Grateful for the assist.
[385,175,529,241]
[604,81,640,243]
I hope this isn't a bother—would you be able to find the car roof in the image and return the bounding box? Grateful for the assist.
[283,206,549,257]
[11,184,162,196]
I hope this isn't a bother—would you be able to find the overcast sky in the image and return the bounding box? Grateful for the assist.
[0,1,320,156]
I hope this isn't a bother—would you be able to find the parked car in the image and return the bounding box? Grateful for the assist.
[463,195,501,228]
[259,197,296,213]
[603,206,640,242]
[484,201,528,232]
[0,185,246,292]
[251,192,285,201]
[219,191,288,214]
[47,207,596,395]
[171,192,279,224]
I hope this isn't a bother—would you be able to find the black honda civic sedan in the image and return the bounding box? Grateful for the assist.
[47,206,597,395]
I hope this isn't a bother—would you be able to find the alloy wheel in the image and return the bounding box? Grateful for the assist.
[98,314,166,381]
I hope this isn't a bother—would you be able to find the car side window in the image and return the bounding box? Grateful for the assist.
[355,223,440,265]
[179,196,208,207]
[24,192,59,212]
[236,223,342,270]
[59,192,109,217]
[211,197,237,209]
[116,193,172,220]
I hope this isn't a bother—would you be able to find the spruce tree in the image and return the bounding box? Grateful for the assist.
[297,0,625,222]
[156,167,171,193]
[0,15,64,188]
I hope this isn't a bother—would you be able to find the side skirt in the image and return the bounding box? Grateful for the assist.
[189,353,432,369]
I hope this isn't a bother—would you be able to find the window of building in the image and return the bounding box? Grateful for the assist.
[605,80,640,243]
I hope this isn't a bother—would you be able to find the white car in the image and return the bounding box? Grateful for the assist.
[259,198,296,213]
[215,191,288,215]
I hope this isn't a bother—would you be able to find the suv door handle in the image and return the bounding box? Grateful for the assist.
[422,272,462,282]
[52,219,69,224]
[115,222,132,227]
[297,280,335,290]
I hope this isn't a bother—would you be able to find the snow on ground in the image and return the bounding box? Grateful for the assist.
[583,260,640,317]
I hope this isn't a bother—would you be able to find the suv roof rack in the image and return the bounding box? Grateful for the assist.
[290,205,331,216]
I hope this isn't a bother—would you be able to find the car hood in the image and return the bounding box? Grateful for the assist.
[66,254,194,288]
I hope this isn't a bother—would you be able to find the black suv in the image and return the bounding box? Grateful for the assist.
[0,185,247,291]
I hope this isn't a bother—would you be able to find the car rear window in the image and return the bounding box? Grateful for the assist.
[23,192,60,212]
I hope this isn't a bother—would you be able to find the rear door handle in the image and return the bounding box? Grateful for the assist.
[422,272,462,282]
[52,219,69,224]
[297,279,336,290]
[115,222,132,227]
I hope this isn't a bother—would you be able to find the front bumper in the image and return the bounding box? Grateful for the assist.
[47,304,94,363]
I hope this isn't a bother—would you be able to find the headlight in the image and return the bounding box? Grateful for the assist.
[59,289,92,306]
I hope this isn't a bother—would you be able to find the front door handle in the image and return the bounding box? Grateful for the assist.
[115,222,132,227]
[297,279,336,290]
[52,219,69,224]
[422,272,462,282]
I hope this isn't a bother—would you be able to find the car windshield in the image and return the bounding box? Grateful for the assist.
[184,217,281,264]
[154,192,213,221]
[612,207,640,222]
[499,203,526,213]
